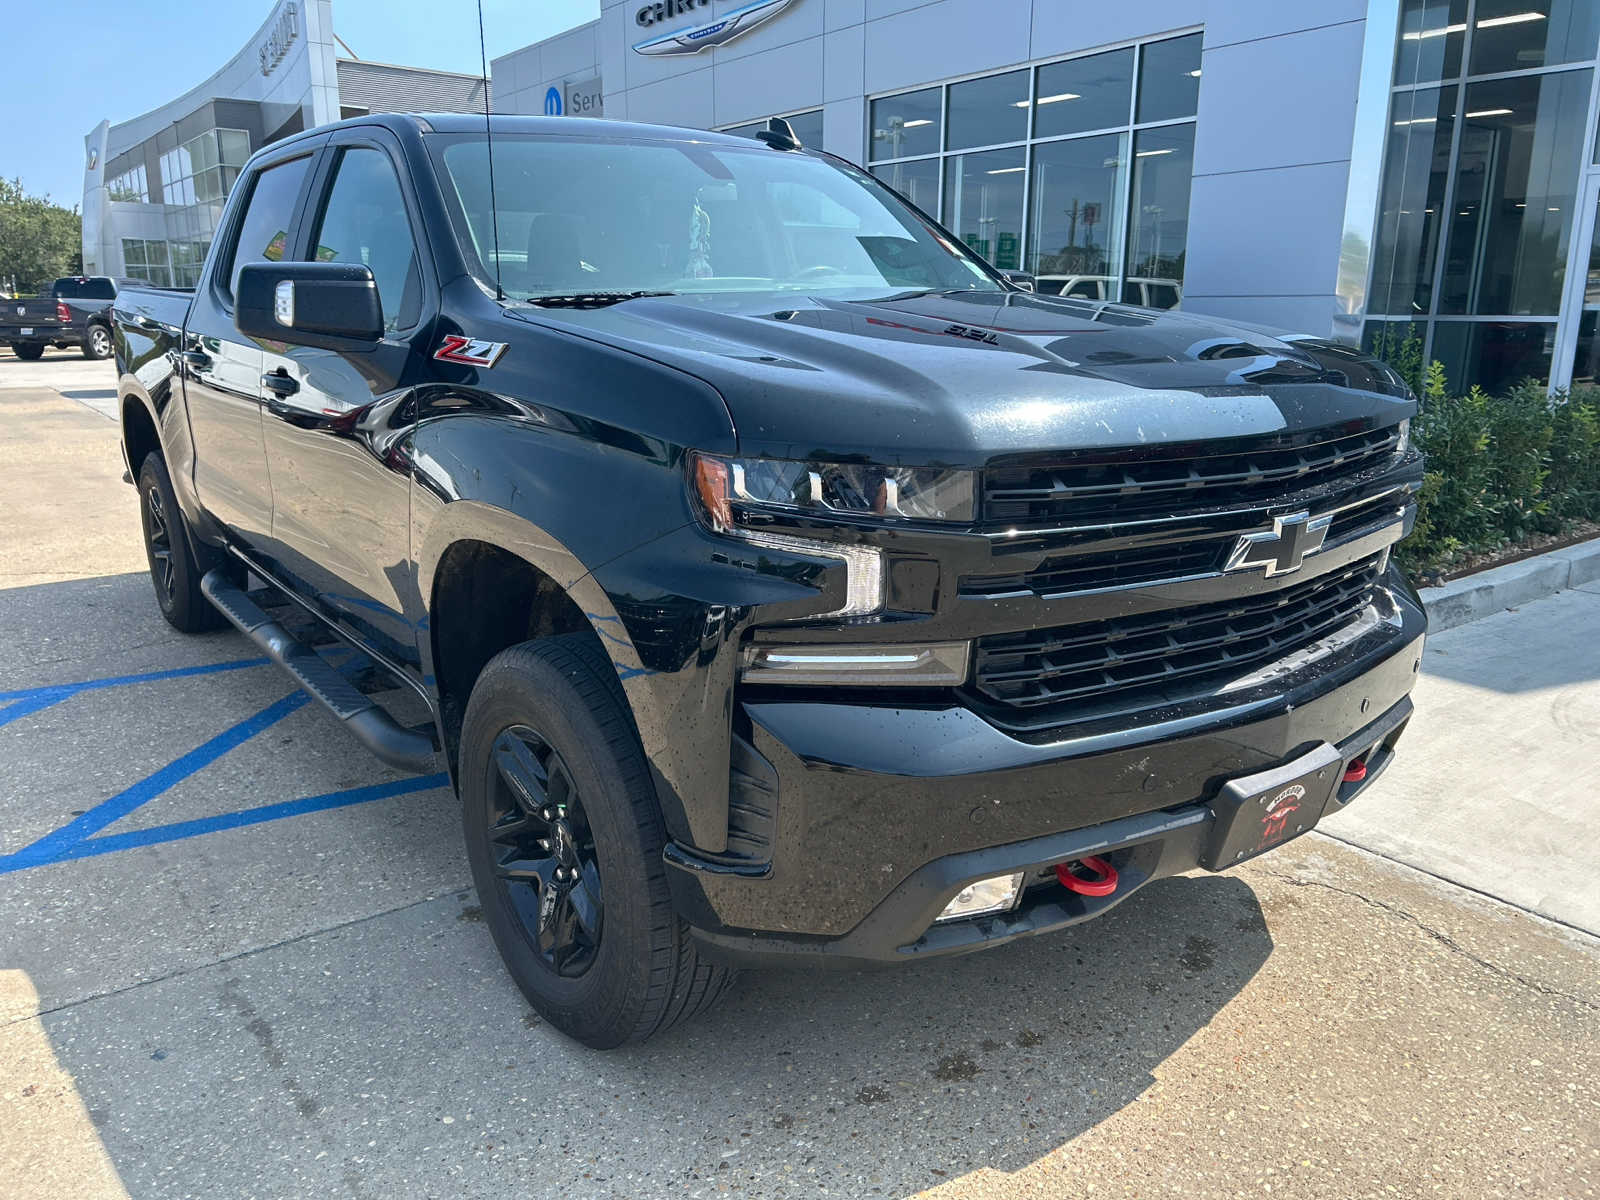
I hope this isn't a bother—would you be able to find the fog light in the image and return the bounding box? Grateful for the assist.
[935,872,1024,922]
[742,641,969,686]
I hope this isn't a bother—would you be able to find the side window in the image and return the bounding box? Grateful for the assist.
[308,147,421,331]
[225,155,313,299]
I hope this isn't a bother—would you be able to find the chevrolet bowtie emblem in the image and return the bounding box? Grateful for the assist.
[1225,511,1332,577]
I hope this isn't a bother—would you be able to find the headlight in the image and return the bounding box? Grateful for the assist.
[1395,418,1411,457]
[689,452,976,528]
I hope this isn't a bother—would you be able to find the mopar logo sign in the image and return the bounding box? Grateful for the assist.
[633,0,797,56]
[544,86,563,115]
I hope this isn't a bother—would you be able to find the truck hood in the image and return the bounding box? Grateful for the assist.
[506,289,1413,466]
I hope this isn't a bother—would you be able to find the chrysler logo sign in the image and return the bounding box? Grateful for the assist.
[1224,511,1332,577]
[633,0,796,55]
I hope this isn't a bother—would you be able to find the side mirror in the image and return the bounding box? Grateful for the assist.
[235,261,383,349]
[999,269,1036,292]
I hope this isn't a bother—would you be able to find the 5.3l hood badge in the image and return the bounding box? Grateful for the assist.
[1225,511,1332,577]
[633,0,795,56]
[434,335,507,368]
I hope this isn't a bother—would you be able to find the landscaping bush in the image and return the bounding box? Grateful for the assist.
[1390,363,1600,579]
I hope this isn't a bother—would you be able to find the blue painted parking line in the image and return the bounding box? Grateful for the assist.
[0,658,269,730]
[0,659,450,875]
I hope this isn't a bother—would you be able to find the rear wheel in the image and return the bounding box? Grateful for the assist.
[83,324,112,360]
[12,344,43,361]
[137,454,227,633]
[460,634,736,1047]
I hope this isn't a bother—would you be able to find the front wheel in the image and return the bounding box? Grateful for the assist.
[460,634,736,1047]
[11,343,43,361]
[83,324,112,360]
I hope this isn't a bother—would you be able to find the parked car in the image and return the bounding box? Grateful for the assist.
[113,113,1425,1047]
[0,276,121,360]
[1036,273,1183,309]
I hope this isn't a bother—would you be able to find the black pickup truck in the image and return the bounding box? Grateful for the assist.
[113,113,1425,1047]
[1,276,119,360]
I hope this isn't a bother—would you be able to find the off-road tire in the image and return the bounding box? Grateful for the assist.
[460,634,736,1047]
[137,453,229,633]
[12,343,43,361]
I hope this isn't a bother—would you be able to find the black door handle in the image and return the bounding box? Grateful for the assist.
[181,349,212,371]
[261,370,299,397]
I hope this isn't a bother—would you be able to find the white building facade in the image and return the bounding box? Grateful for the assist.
[82,0,487,287]
[493,0,1600,395]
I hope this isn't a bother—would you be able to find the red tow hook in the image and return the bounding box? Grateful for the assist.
[1055,856,1118,897]
[1343,757,1368,784]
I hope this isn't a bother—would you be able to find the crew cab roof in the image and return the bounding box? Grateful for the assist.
[268,111,770,152]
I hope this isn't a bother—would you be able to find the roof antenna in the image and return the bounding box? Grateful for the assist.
[476,0,505,301]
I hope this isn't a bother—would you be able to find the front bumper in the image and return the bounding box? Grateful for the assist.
[663,569,1425,967]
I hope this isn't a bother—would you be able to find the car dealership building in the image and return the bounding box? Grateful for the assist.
[494,0,1600,394]
[81,1,488,290]
[86,0,1600,394]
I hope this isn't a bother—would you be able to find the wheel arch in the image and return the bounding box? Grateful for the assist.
[416,501,645,780]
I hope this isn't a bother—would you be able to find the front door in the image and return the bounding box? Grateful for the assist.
[255,134,433,671]
[186,148,319,546]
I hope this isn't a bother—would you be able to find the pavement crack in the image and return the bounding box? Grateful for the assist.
[0,886,470,1031]
[1258,867,1598,1013]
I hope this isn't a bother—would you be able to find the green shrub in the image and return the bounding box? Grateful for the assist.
[1387,366,1600,578]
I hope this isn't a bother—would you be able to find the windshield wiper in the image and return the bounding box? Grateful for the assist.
[525,291,675,309]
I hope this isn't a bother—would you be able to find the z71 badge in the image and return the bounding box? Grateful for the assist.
[434,334,508,367]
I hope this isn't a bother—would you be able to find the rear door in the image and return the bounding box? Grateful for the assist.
[254,128,434,670]
[184,140,323,544]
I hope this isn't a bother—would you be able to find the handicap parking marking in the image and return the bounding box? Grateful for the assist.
[0,659,451,876]
[0,657,270,730]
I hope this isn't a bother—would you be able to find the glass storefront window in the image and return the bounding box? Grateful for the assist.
[946,69,1029,151]
[871,158,941,215]
[1033,48,1134,140]
[1396,0,1468,84]
[1469,0,1600,76]
[943,146,1025,269]
[1430,319,1556,392]
[1369,86,1456,316]
[1124,124,1194,308]
[1438,69,1591,315]
[1027,133,1127,294]
[1135,34,1202,124]
[869,88,941,160]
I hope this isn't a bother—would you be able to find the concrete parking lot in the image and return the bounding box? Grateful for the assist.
[2,349,1597,1199]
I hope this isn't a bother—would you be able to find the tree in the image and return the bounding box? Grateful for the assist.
[0,178,82,294]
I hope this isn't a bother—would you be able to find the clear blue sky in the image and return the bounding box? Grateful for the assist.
[0,0,598,211]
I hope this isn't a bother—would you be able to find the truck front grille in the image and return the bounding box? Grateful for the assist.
[971,555,1385,711]
[983,423,1402,526]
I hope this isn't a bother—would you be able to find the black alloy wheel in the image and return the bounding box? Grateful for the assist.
[488,725,604,977]
[143,481,177,604]
[459,634,736,1047]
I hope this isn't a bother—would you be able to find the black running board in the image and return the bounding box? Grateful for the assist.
[200,568,439,774]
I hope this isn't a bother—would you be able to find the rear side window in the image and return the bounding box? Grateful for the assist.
[53,277,115,299]
[224,155,313,299]
[307,147,421,331]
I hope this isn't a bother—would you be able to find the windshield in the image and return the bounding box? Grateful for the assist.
[52,277,115,300]
[427,133,1003,300]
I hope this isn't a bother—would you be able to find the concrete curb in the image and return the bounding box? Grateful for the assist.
[1419,535,1600,632]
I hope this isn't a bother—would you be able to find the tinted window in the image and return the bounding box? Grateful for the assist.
[1368,86,1456,316]
[1026,133,1127,285]
[869,88,941,160]
[1437,69,1591,315]
[871,158,941,216]
[309,147,421,330]
[225,155,312,299]
[1033,48,1134,139]
[1395,0,1467,83]
[946,69,1029,151]
[1136,35,1202,123]
[53,277,116,299]
[1123,124,1194,308]
[942,146,1025,268]
[1469,0,1599,76]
